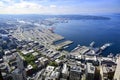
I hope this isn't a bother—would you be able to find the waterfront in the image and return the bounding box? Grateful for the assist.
[54,14,120,56]
[0,14,120,80]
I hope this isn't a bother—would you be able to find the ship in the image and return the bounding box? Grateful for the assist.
[107,53,113,58]
[100,43,111,50]
[63,46,69,49]
[48,27,55,33]
[90,41,95,47]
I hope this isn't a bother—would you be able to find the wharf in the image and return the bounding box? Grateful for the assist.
[55,40,73,49]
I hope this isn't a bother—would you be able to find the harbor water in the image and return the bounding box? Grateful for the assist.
[54,14,120,56]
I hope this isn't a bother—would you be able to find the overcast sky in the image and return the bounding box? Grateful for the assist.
[0,0,120,14]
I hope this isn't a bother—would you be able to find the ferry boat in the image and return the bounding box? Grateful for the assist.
[63,46,69,49]
[100,43,111,50]
[90,41,95,47]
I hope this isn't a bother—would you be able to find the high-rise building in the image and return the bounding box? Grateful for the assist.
[86,63,95,80]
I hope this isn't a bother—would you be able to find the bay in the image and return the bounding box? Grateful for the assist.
[54,14,120,56]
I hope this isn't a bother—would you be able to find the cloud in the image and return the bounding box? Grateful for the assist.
[0,0,59,14]
[50,5,56,8]
[1,0,13,2]
[0,1,4,7]
[13,2,42,9]
[0,0,119,14]
[0,0,15,4]
[0,1,44,14]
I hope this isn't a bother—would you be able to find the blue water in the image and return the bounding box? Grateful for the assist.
[54,14,120,56]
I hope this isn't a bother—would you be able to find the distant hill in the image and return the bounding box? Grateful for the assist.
[0,14,110,20]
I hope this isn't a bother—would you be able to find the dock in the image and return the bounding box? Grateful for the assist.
[71,46,90,55]
[55,40,73,49]
[10,26,64,45]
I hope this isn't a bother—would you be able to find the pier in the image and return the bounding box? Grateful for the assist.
[55,40,73,49]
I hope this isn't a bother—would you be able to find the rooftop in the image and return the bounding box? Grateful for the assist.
[62,64,68,74]
[87,63,95,74]
[46,66,55,72]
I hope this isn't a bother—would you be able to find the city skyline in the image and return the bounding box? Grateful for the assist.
[0,0,120,14]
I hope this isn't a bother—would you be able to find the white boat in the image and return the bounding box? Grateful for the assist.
[63,46,69,49]
[90,41,95,47]
[100,43,111,50]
